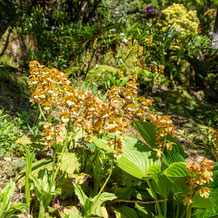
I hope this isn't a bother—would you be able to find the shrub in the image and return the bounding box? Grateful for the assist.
[162,3,199,35]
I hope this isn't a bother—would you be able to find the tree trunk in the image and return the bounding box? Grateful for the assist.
[212,7,218,49]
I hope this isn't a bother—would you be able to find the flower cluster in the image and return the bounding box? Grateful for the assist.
[133,56,164,75]
[142,5,160,19]
[149,115,175,156]
[183,158,214,206]
[29,61,176,157]
[29,61,155,157]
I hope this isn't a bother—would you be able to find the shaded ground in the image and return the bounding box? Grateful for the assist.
[152,86,217,161]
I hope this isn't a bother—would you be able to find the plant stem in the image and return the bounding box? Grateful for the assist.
[146,179,163,217]
[37,102,47,122]
[25,151,34,213]
[50,137,68,191]
[176,204,181,218]
[186,204,192,218]
[107,198,168,205]
[181,206,186,218]
[164,200,167,217]
[94,159,114,203]
[52,144,56,177]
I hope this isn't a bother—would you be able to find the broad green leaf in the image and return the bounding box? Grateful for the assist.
[148,165,161,175]
[113,206,139,218]
[60,152,80,176]
[30,168,61,212]
[151,174,172,198]
[15,135,45,149]
[112,168,140,187]
[59,206,82,218]
[92,137,113,153]
[134,121,186,158]
[134,121,156,149]
[162,149,185,170]
[0,179,27,217]
[92,192,117,214]
[73,183,87,206]
[116,136,159,180]
[193,193,213,210]
[164,162,188,192]
[0,179,16,217]
[166,134,186,158]
[164,162,188,177]
[94,206,108,218]
[3,202,27,218]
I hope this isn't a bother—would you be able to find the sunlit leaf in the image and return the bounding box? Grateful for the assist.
[60,152,80,175]
[116,136,159,180]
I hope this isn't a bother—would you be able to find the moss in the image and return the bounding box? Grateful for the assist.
[85,65,118,85]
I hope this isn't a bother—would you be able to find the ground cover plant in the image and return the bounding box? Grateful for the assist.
[0,1,218,218]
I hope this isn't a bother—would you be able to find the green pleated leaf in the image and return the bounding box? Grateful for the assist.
[116,136,159,180]
[166,134,186,158]
[134,121,157,149]
[162,149,185,170]
[92,137,113,153]
[164,162,188,177]
[151,174,172,198]
[73,183,87,206]
[193,193,213,210]
[59,206,82,218]
[60,152,80,176]
[148,165,161,175]
[164,162,188,192]
[92,192,117,214]
[94,206,109,218]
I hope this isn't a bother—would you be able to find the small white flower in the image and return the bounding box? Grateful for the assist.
[114,153,122,159]
[62,117,70,123]
[66,100,75,106]
[47,136,52,140]
[96,64,98,68]
[89,107,95,111]
[111,28,116,32]
[32,81,38,84]
[47,90,54,94]
[123,38,128,43]
[44,107,50,111]
[120,33,125,36]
